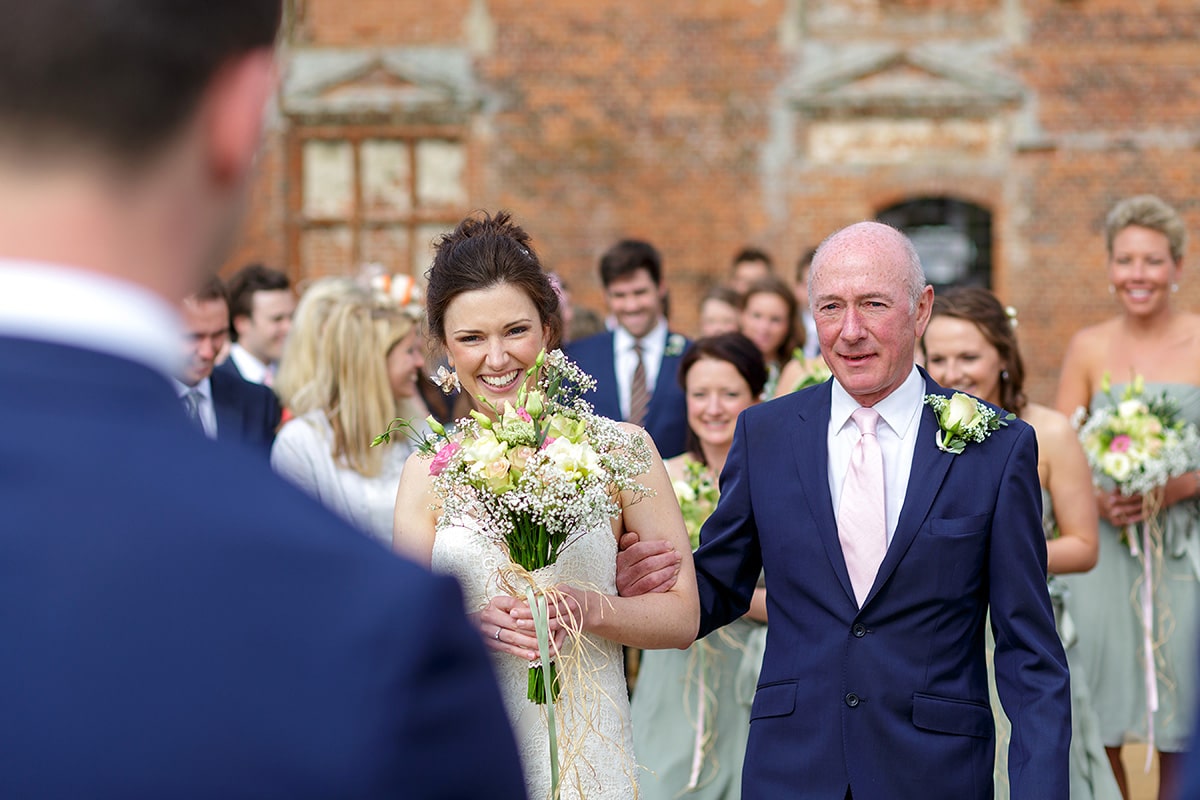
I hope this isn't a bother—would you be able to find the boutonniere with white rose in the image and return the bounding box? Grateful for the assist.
[665,333,687,358]
[924,392,1015,455]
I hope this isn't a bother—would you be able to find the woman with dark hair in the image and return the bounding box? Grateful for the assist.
[739,275,799,397]
[392,211,699,800]
[630,333,768,800]
[1054,195,1200,800]
[923,286,1117,800]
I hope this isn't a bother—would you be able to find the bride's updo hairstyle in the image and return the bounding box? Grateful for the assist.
[927,286,1027,416]
[425,210,563,350]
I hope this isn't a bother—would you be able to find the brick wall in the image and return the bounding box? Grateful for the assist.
[231,0,1200,404]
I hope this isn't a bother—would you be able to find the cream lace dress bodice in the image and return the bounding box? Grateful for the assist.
[432,517,639,800]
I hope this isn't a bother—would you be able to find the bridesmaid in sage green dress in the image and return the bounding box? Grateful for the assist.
[1056,195,1200,800]
[631,333,768,800]
[924,287,1120,800]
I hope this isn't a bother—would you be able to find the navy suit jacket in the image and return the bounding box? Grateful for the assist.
[210,366,280,456]
[0,335,526,799]
[694,372,1071,800]
[566,329,689,458]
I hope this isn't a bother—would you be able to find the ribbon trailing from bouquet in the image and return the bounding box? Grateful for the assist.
[527,586,561,796]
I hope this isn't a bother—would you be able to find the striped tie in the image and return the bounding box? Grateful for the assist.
[628,341,650,427]
[181,389,203,430]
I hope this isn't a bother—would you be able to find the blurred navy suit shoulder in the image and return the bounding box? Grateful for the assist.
[0,335,526,799]
[210,365,280,456]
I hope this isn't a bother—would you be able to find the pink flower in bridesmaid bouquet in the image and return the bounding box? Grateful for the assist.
[429,441,462,476]
[1109,434,1132,454]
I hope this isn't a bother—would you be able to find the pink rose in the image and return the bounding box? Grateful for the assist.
[516,408,532,422]
[429,441,461,476]
[540,436,556,450]
[1109,434,1132,454]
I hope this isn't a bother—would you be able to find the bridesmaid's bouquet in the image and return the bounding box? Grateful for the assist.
[380,349,652,703]
[1076,373,1198,500]
[788,349,832,393]
[672,458,718,550]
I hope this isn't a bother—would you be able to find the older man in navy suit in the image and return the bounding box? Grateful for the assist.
[619,222,1071,799]
[567,239,689,458]
[177,277,280,456]
[0,2,525,798]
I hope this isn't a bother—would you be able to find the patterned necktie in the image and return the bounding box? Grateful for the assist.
[628,341,650,427]
[838,407,887,607]
[181,389,203,430]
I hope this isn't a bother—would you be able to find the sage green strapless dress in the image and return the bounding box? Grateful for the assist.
[1060,382,1200,752]
[630,592,765,799]
[989,490,1122,800]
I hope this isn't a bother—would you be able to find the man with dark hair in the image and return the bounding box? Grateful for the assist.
[568,238,689,458]
[221,261,294,386]
[176,276,280,455]
[730,245,775,294]
[0,2,524,797]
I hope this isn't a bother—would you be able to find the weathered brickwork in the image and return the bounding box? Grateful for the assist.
[231,0,1200,403]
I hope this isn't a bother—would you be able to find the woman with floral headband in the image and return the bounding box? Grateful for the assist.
[1055,195,1200,800]
[392,211,698,800]
[631,332,768,800]
[922,286,1117,800]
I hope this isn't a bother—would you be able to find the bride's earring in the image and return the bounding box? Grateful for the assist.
[1172,283,1180,293]
[432,365,461,395]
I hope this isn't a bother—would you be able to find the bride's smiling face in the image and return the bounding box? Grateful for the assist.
[444,281,550,413]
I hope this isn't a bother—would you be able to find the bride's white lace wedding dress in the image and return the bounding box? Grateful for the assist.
[433,516,639,800]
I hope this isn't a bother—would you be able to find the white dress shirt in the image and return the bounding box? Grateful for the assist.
[173,376,217,439]
[612,318,667,422]
[228,342,272,385]
[827,366,925,543]
[0,260,183,378]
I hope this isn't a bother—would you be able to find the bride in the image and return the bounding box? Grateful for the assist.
[393,211,699,800]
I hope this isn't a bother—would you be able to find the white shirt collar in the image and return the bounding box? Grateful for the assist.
[229,342,270,384]
[830,365,925,437]
[172,375,213,402]
[0,260,184,378]
[613,317,668,357]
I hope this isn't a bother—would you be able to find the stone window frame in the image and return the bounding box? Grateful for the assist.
[285,122,468,280]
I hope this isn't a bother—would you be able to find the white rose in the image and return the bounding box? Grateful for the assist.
[673,479,696,504]
[543,437,600,480]
[462,431,508,469]
[943,393,983,432]
[1117,399,1145,419]
[1101,450,1133,483]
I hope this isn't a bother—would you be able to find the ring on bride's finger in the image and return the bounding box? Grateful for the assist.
[495,627,502,641]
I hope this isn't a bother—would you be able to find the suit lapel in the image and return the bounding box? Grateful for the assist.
[791,383,858,605]
[646,334,684,423]
[864,376,954,606]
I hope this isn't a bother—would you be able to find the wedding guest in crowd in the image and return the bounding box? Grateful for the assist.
[220,262,295,387]
[923,287,1118,800]
[791,246,820,358]
[273,275,365,421]
[698,285,743,338]
[0,1,524,796]
[175,276,280,456]
[568,238,690,458]
[392,211,699,800]
[272,293,427,544]
[631,332,769,800]
[1055,194,1200,800]
[738,275,799,398]
[728,246,774,295]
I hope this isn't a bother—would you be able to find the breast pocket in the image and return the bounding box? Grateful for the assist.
[928,513,989,537]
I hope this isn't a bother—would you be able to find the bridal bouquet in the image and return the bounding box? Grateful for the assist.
[382,349,652,704]
[1077,373,1199,498]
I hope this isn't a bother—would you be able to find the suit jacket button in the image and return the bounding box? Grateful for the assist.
[845,692,860,708]
[852,623,867,638]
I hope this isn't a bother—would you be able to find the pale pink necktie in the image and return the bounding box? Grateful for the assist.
[838,407,887,607]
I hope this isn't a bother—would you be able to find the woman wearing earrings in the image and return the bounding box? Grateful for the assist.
[1055,195,1200,800]
[392,211,699,800]
[923,287,1117,800]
